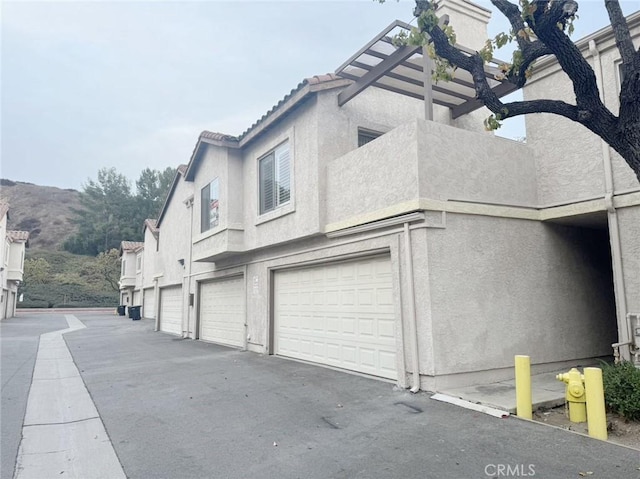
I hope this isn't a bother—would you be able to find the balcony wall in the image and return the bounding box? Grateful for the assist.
[192,227,245,262]
[326,119,537,229]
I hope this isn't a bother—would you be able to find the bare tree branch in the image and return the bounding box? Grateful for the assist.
[605,0,637,69]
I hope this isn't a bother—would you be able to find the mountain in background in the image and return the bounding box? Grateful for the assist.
[0,179,81,250]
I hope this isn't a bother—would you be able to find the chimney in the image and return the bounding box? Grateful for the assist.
[436,0,491,51]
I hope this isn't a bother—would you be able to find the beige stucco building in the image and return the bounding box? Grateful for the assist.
[0,202,30,319]
[120,2,640,390]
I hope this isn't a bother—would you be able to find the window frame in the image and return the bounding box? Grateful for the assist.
[200,178,220,233]
[258,140,291,216]
[357,128,383,148]
[136,254,142,272]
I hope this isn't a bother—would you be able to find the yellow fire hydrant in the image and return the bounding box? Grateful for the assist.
[556,368,586,423]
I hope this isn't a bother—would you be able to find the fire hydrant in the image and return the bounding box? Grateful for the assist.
[556,368,586,423]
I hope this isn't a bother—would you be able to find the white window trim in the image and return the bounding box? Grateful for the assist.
[256,129,295,224]
[136,254,142,272]
[200,178,220,234]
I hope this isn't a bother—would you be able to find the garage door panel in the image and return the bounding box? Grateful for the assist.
[159,286,182,335]
[199,277,244,348]
[275,256,396,380]
[143,288,155,319]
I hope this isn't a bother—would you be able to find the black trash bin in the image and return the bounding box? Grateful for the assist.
[117,305,126,316]
[129,306,141,320]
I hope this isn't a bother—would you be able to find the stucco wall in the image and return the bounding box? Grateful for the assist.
[326,122,420,224]
[523,22,640,204]
[326,119,537,227]
[618,205,640,313]
[157,176,193,288]
[7,242,25,278]
[142,228,157,289]
[239,97,321,250]
[0,215,8,292]
[426,214,616,375]
[524,64,605,205]
[417,119,537,204]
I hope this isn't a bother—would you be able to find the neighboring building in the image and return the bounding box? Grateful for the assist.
[0,202,30,319]
[118,241,144,307]
[120,1,640,390]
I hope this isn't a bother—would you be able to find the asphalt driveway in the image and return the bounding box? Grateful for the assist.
[3,312,640,478]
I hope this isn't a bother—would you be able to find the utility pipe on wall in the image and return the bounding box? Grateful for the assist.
[185,196,195,339]
[403,222,421,393]
[589,40,630,360]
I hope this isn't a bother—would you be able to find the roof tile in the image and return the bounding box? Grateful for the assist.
[7,230,29,242]
[120,241,144,252]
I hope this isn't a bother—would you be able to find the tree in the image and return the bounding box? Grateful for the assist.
[64,166,175,256]
[91,248,121,292]
[402,0,640,181]
[135,166,176,220]
[23,258,52,285]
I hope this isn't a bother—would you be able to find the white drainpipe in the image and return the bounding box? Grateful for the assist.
[184,197,195,339]
[589,40,631,360]
[404,222,421,392]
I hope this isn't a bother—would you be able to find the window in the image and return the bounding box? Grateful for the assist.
[136,254,142,272]
[259,141,290,215]
[201,178,220,233]
[121,260,126,276]
[618,62,625,90]
[358,128,382,147]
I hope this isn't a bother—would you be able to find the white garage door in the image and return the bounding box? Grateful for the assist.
[159,286,182,335]
[133,290,141,306]
[274,255,397,380]
[199,276,244,348]
[143,288,155,319]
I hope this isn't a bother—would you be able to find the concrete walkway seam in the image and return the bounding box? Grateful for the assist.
[13,315,126,479]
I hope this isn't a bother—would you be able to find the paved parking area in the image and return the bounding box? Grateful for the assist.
[3,313,640,478]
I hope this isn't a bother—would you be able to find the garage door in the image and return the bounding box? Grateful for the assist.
[199,276,244,347]
[159,286,182,335]
[143,288,155,319]
[133,290,141,306]
[274,255,397,380]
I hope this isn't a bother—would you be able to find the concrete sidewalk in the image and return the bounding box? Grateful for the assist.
[440,369,568,414]
[13,315,125,479]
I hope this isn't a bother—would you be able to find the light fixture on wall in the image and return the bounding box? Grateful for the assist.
[178,259,185,266]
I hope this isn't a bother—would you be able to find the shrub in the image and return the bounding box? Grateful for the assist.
[601,361,640,421]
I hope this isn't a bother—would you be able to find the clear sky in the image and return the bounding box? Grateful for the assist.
[2,0,639,190]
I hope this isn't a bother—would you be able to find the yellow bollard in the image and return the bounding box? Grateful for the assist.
[584,367,608,440]
[556,368,587,423]
[515,355,532,419]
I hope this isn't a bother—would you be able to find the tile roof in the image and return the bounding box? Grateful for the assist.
[177,164,188,176]
[120,241,144,253]
[237,73,345,141]
[193,74,348,150]
[144,218,159,235]
[185,73,350,183]
[7,230,29,242]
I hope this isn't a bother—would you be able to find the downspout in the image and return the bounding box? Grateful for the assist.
[589,40,631,360]
[404,222,421,392]
[184,197,195,339]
